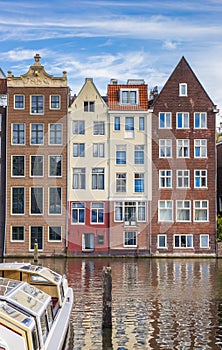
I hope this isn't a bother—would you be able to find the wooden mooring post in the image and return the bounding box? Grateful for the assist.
[102,266,113,349]
[102,266,112,329]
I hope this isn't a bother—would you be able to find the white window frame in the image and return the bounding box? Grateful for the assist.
[176,112,189,128]
[158,200,173,222]
[114,201,146,223]
[11,187,25,215]
[200,234,209,248]
[116,173,126,193]
[159,170,172,188]
[49,155,62,177]
[194,139,207,158]
[14,94,25,109]
[176,200,191,222]
[30,95,44,114]
[30,187,44,215]
[93,143,105,158]
[194,200,208,222]
[159,139,172,158]
[30,123,44,145]
[179,83,187,96]
[123,231,137,247]
[72,120,85,135]
[73,143,85,157]
[12,155,25,177]
[29,226,44,251]
[176,170,190,188]
[194,170,207,188]
[119,88,139,105]
[90,202,104,224]
[11,226,25,242]
[174,234,193,248]
[71,202,85,224]
[93,121,105,135]
[30,155,44,177]
[177,139,190,158]
[49,123,62,145]
[48,187,62,215]
[72,168,86,189]
[194,112,207,129]
[12,123,25,145]
[159,112,172,129]
[158,235,167,249]
[50,95,61,110]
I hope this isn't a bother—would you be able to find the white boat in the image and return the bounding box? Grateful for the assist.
[0,262,73,350]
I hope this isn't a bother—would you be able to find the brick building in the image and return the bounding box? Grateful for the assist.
[151,57,217,256]
[5,54,69,257]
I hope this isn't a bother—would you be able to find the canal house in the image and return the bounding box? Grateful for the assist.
[4,54,69,257]
[151,57,217,256]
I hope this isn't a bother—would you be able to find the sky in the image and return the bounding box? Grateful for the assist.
[0,0,222,122]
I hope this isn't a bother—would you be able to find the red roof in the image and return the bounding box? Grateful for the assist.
[107,83,148,110]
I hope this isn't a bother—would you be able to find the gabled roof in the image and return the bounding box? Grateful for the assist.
[153,56,216,109]
[72,77,107,108]
[108,81,148,111]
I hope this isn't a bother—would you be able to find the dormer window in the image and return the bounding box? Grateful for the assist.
[120,89,139,105]
[179,83,187,96]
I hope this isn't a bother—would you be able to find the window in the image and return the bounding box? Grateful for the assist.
[194,170,207,188]
[177,113,189,128]
[12,187,24,214]
[98,235,104,245]
[134,173,144,192]
[93,143,105,157]
[116,173,126,192]
[120,89,138,105]
[194,139,207,158]
[12,123,25,145]
[92,168,104,190]
[159,139,172,158]
[73,143,85,157]
[194,200,208,221]
[159,170,172,188]
[177,170,190,188]
[31,123,44,145]
[73,168,85,189]
[72,202,85,223]
[50,95,60,109]
[159,112,172,128]
[114,201,146,222]
[114,117,120,130]
[177,139,189,158]
[49,226,62,241]
[11,226,24,241]
[31,155,43,177]
[125,117,134,130]
[31,187,43,214]
[82,233,94,250]
[158,235,167,248]
[14,95,24,109]
[194,112,207,129]
[174,235,193,248]
[179,83,187,96]
[176,200,191,221]
[12,155,24,176]
[134,145,144,164]
[49,124,62,145]
[200,235,209,248]
[93,121,105,135]
[49,155,61,177]
[124,231,137,247]
[158,200,173,222]
[116,145,126,164]
[49,187,61,214]
[31,95,44,114]
[73,120,85,135]
[139,117,145,131]
[84,101,95,112]
[30,226,43,250]
[91,202,104,223]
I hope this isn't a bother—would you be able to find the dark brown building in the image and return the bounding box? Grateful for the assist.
[151,57,218,256]
[5,54,69,257]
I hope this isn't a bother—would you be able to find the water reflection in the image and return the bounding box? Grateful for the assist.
[7,257,222,349]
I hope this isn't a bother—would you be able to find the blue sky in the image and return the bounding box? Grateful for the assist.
[0,0,222,120]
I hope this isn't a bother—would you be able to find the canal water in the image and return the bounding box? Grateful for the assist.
[38,258,222,349]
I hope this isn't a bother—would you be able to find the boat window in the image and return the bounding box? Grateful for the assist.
[30,275,49,283]
[47,302,54,326]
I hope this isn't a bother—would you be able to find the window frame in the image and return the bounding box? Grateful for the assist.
[116,145,126,165]
[177,139,190,158]
[49,155,62,177]
[73,143,85,157]
[11,226,25,242]
[200,234,209,248]
[119,88,139,105]
[11,187,25,215]
[174,234,193,248]
[71,202,85,224]
[159,139,172,158]
[176,200,191,222]
[158,234,167,249]
[12,155,25,177]
[49,123,62,145]
[134,145,144,164]
[31,123,44,145]
[158,200,173,222]
[48,226,62,242]
[194,139,207,158]
[30,187,44,215]
[159,112,172,129]
[159,170,172,188]
[30,226,43,251]
[30,95,44,115]
[114,117,120,131]
[179,83,187,96]
[48,187,62,215]
[194,169,207,188]
[176,112,189,129]
[93,143,105,158]
[116,173,126,193]
[12,123,25,145]
[84,101,95,112]
[72,168,86,189]
[114,201,146,223]
[14,95,25,109]
[92,168,105,190]
[134,173,144,193]
[50,95,61,110]
[90,202,105,224]
[30,155,44,177]
[194,112,207,129]
[72,120,85,135]
[194,200,208,222]
[176,170,190,188]
[124,231,137,247]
